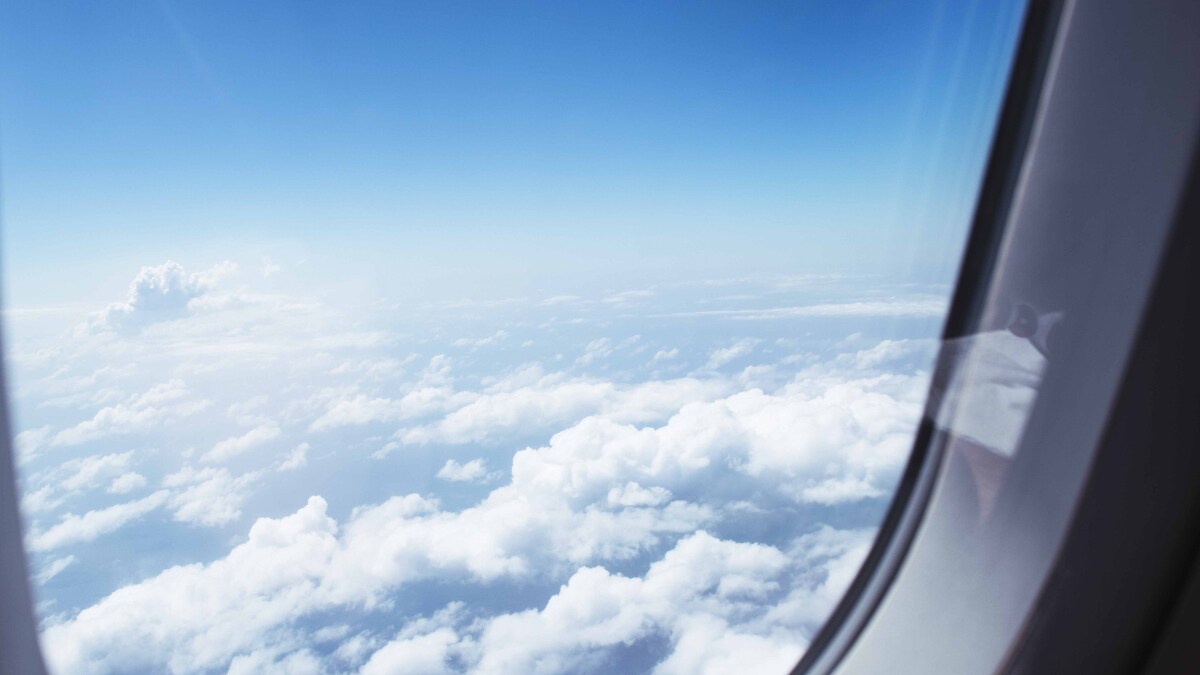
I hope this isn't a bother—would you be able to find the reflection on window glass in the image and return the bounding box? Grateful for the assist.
[0,1,1023,672]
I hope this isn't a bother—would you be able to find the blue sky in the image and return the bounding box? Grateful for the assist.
[0,2,1024,673]
[2,0,1023,306]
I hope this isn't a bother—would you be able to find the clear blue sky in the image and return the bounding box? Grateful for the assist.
[0,0,1024,305]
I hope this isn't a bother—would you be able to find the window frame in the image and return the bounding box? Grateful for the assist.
[794,0,1200,672]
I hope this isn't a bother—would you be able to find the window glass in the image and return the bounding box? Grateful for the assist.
[0,1,1023,672]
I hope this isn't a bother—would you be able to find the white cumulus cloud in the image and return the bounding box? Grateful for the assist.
[92,260,236,332]
[435,458,493,483]
[51,380,209,447]
[108,472,148,495]
[393,369,725,448]
[276,443,310,472]
[165,466,261,527]
[202,422,283,463]
[705,338,760,370]
[28,491,169,552]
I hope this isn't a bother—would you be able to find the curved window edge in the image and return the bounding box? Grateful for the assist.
[794,0,1200,672]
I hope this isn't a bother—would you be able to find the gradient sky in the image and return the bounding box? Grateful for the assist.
[0,2,1030,673]
[1,0,1023,308]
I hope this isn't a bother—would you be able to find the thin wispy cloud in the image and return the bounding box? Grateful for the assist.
[657,298,948,320]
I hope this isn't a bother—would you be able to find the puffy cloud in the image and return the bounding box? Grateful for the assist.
[360,627,459,675]
[27,491,169,552]
[108,472,148,495]
[360,604,461,674]
[17,254,932,675]
[34,335,917,673]
[42,487,859,675]
[436,458,494,483]
[363,531,810,675]
[394,370,725,448]
[22,452,145,513]
[332,631,381,666]
[393,374,614,444]
[93,261,236,332]
[39,481,716,674]
[202,422,282,463]
[51,381,209,447]
[508,366,925,509]
[41,497,339,674]
[14,425,52,464]
[276,443,309,472]
[308,387,471,433]
[846,338,936,370]
[21,485,64,514]
[705,338,759,370]
[761,526,876,629]
[59,452,135,492]
[226,396,272,426]
[316,490,711,606]
[651,348,680,363]
[653,615,802,675]
[606,482,672,508]
[165,466,261,526]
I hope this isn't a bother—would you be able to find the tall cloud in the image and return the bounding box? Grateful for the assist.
[92,261,236,332]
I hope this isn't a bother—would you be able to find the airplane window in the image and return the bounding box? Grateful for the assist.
[811,0,1200,671]
[0,2,1025,673]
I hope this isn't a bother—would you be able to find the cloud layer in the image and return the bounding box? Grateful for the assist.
[9,261,943,673]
